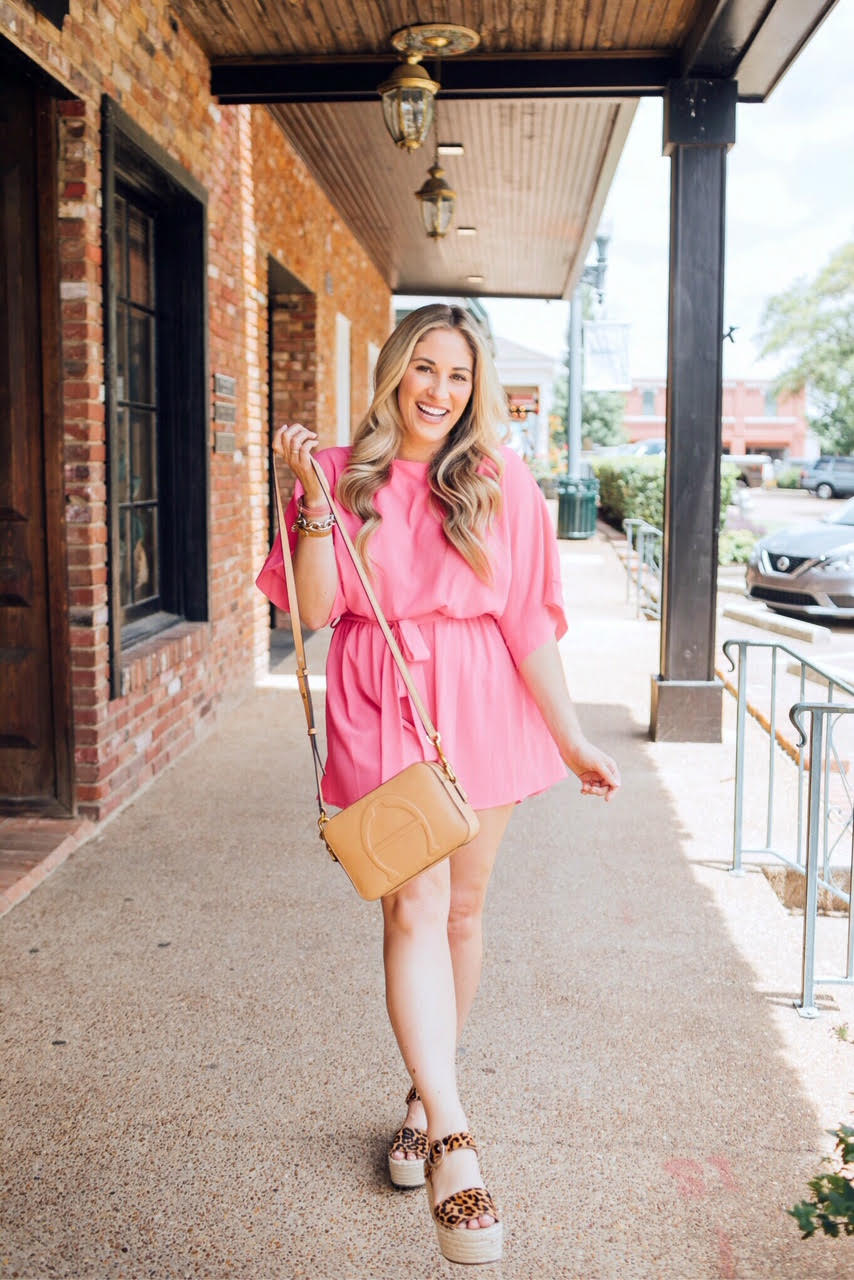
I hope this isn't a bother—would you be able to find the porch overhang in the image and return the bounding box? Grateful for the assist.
[170,0,839,300]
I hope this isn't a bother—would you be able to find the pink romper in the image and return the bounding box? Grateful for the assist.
[256,445,568,810]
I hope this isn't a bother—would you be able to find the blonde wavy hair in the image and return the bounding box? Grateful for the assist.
[336,304,507,580]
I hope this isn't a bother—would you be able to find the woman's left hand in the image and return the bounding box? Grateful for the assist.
[563,738,621,802]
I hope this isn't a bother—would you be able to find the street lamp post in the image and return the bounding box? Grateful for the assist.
[566,233,609,478]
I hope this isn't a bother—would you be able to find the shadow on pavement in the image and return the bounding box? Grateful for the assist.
[0,692,844,1278]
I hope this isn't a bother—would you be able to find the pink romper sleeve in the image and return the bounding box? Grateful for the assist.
[255,449,346,624]
[496,452,568,667]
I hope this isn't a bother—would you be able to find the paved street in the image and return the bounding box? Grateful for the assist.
[740,485,848,533]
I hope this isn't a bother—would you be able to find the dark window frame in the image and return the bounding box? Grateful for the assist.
[102,97,209,696]
[114,191,161,627]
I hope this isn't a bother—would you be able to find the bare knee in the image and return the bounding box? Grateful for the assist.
[447,887,485,942]
[382,866,449,938]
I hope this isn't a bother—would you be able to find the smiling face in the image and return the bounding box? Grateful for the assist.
[396,327,475,461]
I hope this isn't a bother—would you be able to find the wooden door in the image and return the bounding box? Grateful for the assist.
[0,77,71,812]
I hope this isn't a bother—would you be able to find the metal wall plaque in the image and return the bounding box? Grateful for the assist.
[214,373,237,398]
[213,401,236,424]
[214,431,236,454]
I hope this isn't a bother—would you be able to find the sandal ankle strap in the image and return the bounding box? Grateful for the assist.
[405,1084,421,1106]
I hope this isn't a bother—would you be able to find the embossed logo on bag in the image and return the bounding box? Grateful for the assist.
[361,796,439,887]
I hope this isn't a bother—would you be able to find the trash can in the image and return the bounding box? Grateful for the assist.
[557,475,599,539]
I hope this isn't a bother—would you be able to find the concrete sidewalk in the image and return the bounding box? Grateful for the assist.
[1,532,852,1279]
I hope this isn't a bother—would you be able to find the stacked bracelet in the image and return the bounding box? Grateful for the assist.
[292,511,336,538]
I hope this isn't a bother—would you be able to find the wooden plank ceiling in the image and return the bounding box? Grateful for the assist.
[174,1,706,58]
[171,0,839,297]
[268,96,631,297]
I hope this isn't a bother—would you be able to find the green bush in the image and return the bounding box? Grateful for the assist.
[776,466,802,489]
[718,529,758,565]
[789,1124,854,1239]
[592,457,739,531]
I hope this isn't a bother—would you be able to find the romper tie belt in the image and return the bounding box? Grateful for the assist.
[337,612,444,748]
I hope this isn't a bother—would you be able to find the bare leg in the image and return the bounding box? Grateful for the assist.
[383,805,512,1227]
[447,805,514,1041]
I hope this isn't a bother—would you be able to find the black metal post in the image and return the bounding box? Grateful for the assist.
[650,78,737,742]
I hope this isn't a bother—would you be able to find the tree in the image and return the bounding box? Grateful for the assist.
[581,390,627,447]
[551,377,626,449]
[758,241,854,455]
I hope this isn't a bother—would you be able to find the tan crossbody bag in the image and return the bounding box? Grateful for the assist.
[272,456,480,900]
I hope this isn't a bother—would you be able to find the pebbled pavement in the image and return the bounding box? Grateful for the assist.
[0,530,850,1279]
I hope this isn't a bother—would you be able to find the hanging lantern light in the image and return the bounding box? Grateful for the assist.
[377,24,480,152]
[415,156,456,239]
[377,57,440,151]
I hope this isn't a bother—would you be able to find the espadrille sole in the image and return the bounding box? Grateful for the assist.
[435,1219,503,1265]
[388,1153,426,1188]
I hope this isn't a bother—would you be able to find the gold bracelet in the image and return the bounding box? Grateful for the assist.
[296,524,334,538]
[292,511,336,536]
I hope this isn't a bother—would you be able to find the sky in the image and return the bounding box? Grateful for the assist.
[482,0,854,383]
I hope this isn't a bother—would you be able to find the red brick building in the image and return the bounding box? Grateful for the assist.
[623,378,809,459]
[1,1,391,821]
[1,2,837,818]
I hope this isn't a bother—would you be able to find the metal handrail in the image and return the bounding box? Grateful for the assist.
[622,517,662,618]
[722,637,854,1015]
[790,703,854,1017]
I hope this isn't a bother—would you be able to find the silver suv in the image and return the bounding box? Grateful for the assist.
[801,456,854,500]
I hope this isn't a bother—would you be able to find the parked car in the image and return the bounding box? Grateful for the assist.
[746,498,854,618]
[626,438,665,456]
[800,455,854,499]
[722,452,773,487]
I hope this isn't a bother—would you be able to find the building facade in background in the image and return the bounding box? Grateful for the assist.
[492,335,559,462]
[624,378,810,459]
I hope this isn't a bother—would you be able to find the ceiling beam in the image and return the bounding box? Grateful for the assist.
[735,0,840,100]
[211,52,680,104]
[681,0,840,94]
[681,0,761,76]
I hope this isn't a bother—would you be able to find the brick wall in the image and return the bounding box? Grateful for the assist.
[271,291,319,501]
[3,0,392,820]
[249,104,391,663]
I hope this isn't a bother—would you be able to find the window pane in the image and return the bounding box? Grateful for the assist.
[130,410,157,501]
[128,309,154,405]
[131,506,158,602]
[113,196,127,297]
[116,305,128,403]
[127,205,153,305]
[119,507,131,608]
[116,408,130,504]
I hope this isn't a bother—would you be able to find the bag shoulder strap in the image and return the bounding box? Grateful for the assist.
[270,457,460,823]
[271,461,328,819]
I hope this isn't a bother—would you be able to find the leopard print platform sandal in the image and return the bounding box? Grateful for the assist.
[425,1131,503,1265]
[388,1085,428,1188]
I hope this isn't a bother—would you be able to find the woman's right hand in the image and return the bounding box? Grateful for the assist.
[273,423,325,507]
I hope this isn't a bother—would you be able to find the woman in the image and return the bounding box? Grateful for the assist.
[257,304,619,1265]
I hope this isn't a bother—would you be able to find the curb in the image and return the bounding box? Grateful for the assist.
[722,601,831,646]
[716,667,801,764]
